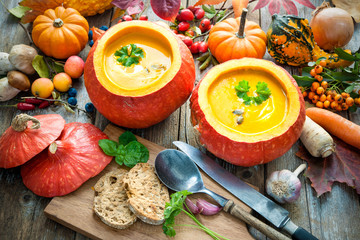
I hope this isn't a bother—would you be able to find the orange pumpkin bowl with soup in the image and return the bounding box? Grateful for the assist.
[190,58,305,166]
[84,21,195,128]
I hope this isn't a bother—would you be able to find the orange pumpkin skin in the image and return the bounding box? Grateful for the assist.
[208,18,267,63]
[190,59,305,167]
[84,22,195,128]
[32,7,89,59]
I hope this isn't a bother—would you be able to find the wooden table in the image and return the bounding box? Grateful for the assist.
[1,0,359,239]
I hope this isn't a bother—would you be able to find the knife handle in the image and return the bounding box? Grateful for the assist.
[292,227,319,240]
[224,200,291,240]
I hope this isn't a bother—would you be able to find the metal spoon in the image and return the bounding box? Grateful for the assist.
[155,149,290,240]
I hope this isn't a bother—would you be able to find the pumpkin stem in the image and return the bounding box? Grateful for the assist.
[49,142,58,154]
[53,18,64,28]
[236,8,248,39]
[11,114,40,132]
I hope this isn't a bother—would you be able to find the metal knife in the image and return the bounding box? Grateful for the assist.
[173,141,318,240]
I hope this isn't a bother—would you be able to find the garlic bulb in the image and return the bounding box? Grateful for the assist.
[266,164,307,204]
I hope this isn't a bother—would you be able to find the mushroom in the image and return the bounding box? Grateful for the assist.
[0,52,15,75]
[265,164,307,204]
[8,44,37,75]
[7,70,30,91]
[0,77,21,102]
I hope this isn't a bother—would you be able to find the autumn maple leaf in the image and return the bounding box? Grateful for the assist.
[253,0,315,16]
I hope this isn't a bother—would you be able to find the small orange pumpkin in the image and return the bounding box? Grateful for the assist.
[32,7,89,59]
[208,9,266,63]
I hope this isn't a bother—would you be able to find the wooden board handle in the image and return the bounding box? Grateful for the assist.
[224,200,290,240]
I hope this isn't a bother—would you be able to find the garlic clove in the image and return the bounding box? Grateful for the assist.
[196,199,222,216]
[184,197,200,214]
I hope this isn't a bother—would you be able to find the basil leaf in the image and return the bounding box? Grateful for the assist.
[292,75,314,87]
[334,48,360,61]
[115,155,124,166]
[118,131,137,146]
[123,141,149,168]
[98,139,119,156]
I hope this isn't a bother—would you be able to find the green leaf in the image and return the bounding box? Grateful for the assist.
[118,131,137,146]
[32,55,49,78]
[344,84,355,93]
[9,5,31,18]
[123,141,149,168]
[52,61,64,74]
[115,44,144,67]
[293,75,314,87]
[349,105,358,112]
[235,80,271,105]
[98,139,119,156]
[334,48,360,61]
[331,72,359,82]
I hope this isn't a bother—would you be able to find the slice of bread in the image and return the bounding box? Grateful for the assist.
[93,168,137,229]
[123,163,170,225]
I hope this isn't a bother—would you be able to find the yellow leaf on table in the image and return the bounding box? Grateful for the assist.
[232,0,249,18]
[194,0,226,6]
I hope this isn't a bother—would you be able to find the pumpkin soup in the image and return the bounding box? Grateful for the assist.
[104,33,171,91]
[208,69,288,135]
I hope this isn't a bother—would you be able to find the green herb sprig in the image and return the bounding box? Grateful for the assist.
[98,131,149,168]
[115,44,144,67]
[163,190,229,240]
[235,80,271,105]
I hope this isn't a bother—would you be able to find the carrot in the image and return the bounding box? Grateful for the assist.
[306,107,360,149]
[300,116,335,158]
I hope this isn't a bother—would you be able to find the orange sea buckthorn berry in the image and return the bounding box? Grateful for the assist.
[341,103,349,111]
[326,94,333,102]
[336,105,343,111]
[319,94,327,102]
[312,95,319,104]
[334,94,343,102]
[331,101,338,109]
[341,92,349,99]
[324,100,330,108]
[316,101,324,108]
[319,60,327,67]
[316,86,325,95]
[312,82,320,90]
[308,91,316,100]
[310,68,316,77]
[314,65,323,74]
[314,75,323,82]
[346,97,354,107]
[321,81,328,89]
[355,98,360,105]
[302,91,308,98]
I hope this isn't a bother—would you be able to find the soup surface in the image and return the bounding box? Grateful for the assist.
[104,33,171,91]
[208,69,288,135]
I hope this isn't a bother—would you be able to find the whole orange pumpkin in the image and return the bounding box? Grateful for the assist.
[32,7,89,59]
[208,9,266,63]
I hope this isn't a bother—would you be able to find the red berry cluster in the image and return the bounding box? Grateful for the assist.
[117,14,148,23]
[173,6,212,55]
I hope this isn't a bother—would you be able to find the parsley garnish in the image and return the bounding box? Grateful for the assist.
[98,131,149,168]
[163,191,229,240]
[114,44,144,67]
[235,80,271,105]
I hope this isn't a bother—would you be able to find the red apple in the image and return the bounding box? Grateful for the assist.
[84,21,196,128]
[64,56,85,78]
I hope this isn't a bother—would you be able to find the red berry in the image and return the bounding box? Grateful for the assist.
[198,42,208,53]
[208,24,214,31]
[176,34,186,41]
[117,19,123,24]
[179,9,194,21]
[172,29,178,34]
[199,18,211,33]
[182,36,193,47]
[190,42,200,54]
[178,21,190,32]
[176,14,183,22]
[122,15,133,21]
[139,15,148,20]
[194,8,205,19]
[185,29,195,37]
[188,6,201,14]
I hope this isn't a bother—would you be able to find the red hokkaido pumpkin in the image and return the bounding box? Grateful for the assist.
[0,114,65,169]
[21,122,112,197]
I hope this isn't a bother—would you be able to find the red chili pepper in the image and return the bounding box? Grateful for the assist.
[24,98,43,105]
[39,101,50,109]
[17,103,36,110]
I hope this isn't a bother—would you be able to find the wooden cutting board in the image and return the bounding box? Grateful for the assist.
[44,124,255,240]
